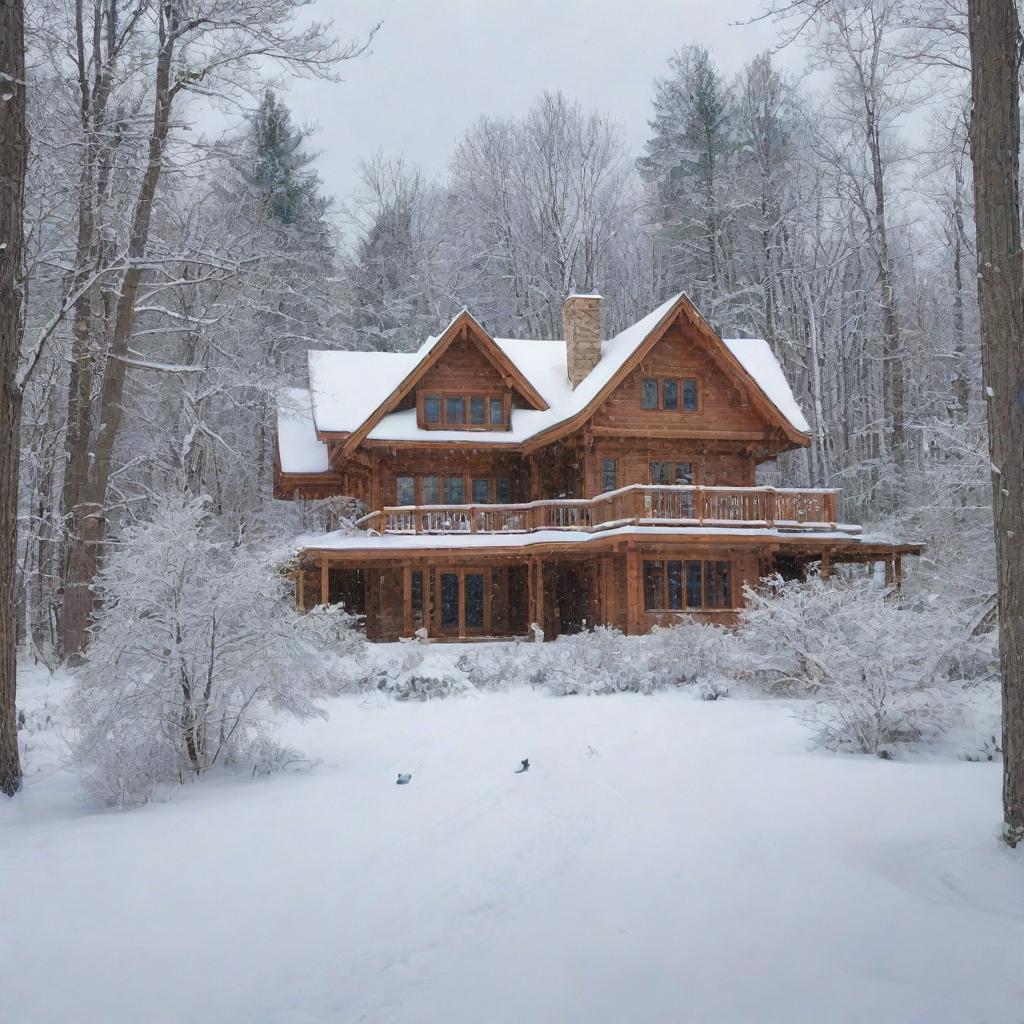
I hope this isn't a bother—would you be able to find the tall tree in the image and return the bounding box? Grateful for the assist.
[0,0,26,795]
[966,0,1024,846]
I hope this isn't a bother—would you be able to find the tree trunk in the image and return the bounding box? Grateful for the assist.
[61,6,177,657]
[967,0,1024,843]
[0,0,27,795]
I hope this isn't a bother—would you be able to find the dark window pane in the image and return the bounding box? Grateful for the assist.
[642,378,659,409]
[663,378,679,410]
[644,560,665,610]
[685,561,703,608]
[683,379,699,412]
[707,560,732,609]
[495,478,512,502]
[444,477,464,504]
[470,397,486,424]
[411,570,424,629]
[440,573,459,627]
[465,573,485,628]
[489,398,505,425]
[471,478,489,503]
[602,459,617,493]
[445,397,465,424]
[424,395,440,424]
[674,462,694,485]
[396,476,415,505]
[422,476,440,504]
[650,461,670,485]
[667,560,683,609]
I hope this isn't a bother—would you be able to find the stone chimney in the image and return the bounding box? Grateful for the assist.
[563,293,602,388]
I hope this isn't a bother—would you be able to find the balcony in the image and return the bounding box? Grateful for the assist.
[355,485,857,537]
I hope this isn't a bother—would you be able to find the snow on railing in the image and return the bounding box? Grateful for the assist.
[354,485,848,536]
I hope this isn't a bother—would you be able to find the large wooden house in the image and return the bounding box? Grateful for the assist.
[275,293,921,641]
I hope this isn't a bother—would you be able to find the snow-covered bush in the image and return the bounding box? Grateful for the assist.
[70,496,365,806]
[729,575,999,754]
[357,645,474,700]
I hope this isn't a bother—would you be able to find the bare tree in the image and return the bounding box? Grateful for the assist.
[0,0,26,795]
[966,0,1024,846]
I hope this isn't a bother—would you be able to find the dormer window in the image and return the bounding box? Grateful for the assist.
[418,391,510,431]
[642,377,700,413]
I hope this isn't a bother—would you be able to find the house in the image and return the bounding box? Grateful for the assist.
[275,292,922,641]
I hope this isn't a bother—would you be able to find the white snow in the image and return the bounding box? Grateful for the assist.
[3,663,1022,1024]
[307,349,420,433]
[300,523,872,553]
[285,295,812,468]
[276,388,329,473]
[724,337,812,434]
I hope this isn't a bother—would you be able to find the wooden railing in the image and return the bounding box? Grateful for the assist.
[355,485,851,536]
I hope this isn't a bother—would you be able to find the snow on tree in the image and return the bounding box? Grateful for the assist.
[70,495,363,806]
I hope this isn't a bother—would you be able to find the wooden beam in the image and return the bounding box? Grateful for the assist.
[320,557,330,606]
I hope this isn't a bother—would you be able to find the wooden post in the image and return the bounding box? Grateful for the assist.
[764,487,776,527]
[296,568,305,611]
[884,556,895,588]
[527,559,537,629]
[320,557,330,606]
[535,560,545,636]
[625,545,639,635]
[820,552,833,580]
[894,555,903,591]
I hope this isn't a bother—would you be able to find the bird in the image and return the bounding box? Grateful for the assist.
[514,759,530,774]
[396,773,412,785]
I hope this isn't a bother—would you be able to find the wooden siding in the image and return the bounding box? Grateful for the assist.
[590,321,778,441]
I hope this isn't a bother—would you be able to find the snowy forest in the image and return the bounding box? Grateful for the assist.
[1,0,1023,1018]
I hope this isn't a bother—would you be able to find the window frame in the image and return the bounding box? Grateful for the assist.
[639,376,701,414]
[417,389,511,431]
[643,558,734,611]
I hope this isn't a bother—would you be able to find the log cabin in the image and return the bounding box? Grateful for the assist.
[275,292,922,641]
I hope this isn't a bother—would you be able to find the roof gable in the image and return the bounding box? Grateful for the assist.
[341,310,550,454]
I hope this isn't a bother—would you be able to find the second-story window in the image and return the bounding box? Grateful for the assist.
[472,478,490,503]
[420,392,509,430]
[396,476,415,505]
[650,461,695,485]
[445,397,466,424]
[444,476,465,504]
[602,459,617,492]
[641,377,700,412]
[422,476,440,504]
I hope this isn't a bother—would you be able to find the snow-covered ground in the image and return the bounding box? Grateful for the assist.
[2,659,1023,1024]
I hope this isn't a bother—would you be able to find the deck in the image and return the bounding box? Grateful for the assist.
[355,484,855,537]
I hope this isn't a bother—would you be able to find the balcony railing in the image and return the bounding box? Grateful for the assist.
[355,485,855,537]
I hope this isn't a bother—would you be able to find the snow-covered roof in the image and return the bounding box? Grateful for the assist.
[298,524,903,556]
[724,338,810,434]
[277,388,329,474]
[281,294,811,468]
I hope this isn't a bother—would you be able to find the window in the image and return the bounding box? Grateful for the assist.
[465,573,485,629]
[472,478,490,503]
[411,570,424,630]
[685,560,702,608]
[602,459,617,493]
[420,392,509,430]
[706,561,732,609]
[641,378,700,412]
[440,573,459,628]
[396,475,415,505]
[422,476,440,504]
[444,476,465,504]
[496,478,512,502]
[643,559,733,611]
[445,397,465,424]
[650,461,696,486]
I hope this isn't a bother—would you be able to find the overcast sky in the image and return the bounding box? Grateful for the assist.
[274,0,799,208]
